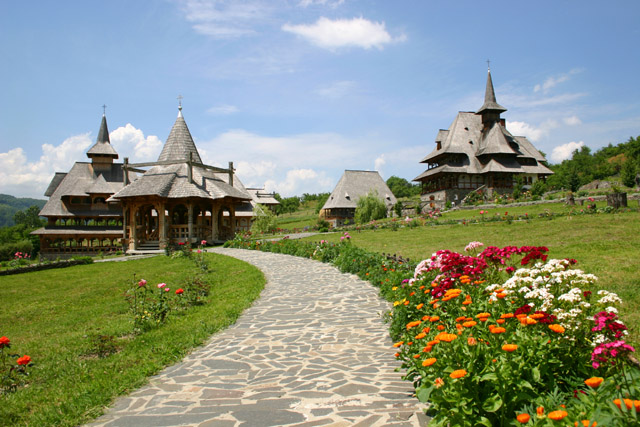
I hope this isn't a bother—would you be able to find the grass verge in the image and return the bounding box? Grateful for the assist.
[0,253,265,427]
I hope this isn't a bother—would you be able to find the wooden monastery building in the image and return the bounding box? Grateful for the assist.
[320,170,397,227]
[413,69,552,209]
[34,106,255,258]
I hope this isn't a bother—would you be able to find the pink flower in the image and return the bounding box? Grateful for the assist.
[138,279,147,287]
[157,283,166,289]
[201,240,207,245]
[197,249,202,254]
[164,287,170,292]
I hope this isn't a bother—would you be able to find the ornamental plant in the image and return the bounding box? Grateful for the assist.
[124,276,176,333]
[390,243,638,426]
[0,335,33,395]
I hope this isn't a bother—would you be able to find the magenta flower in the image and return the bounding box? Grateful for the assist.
[138,279,147,287]
[591,340,635,369]
[201,240,207,245]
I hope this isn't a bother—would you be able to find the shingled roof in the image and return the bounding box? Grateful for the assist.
[157,108,203,163]
[322,170,397,210]
[87,114,118,158]
[110,108,251,204]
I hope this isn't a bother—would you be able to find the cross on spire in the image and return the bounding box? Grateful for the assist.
[487,59,491,72]
[102,104,107,115]
[177,94,183,111]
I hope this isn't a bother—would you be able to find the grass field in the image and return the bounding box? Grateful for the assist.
[301,210,640,341]
[0,254,265,427]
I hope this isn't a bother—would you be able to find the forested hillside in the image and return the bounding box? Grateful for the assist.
[0,194,47,227]
[547,135,640,191]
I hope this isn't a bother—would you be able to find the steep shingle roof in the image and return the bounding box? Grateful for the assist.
[321,170,397,210]
[477,69,507,114]
[157,109,203,163]
[87,114,118,158]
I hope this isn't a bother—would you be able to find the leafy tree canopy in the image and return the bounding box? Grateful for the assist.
[386,176,421,198]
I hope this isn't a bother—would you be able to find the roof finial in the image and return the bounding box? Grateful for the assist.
[102,104,107,116]
[487,59,491,72]
[177,94,183,110]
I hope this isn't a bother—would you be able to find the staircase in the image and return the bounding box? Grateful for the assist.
[128,240,164,256]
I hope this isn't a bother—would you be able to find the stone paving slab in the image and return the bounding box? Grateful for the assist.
[89,248,429,427]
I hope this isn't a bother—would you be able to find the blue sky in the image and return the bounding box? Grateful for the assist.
[1,0,639,198]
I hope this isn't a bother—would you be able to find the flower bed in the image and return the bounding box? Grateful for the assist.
[225,235,639,425]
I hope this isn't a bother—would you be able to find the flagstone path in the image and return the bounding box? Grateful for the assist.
[89,248,429,427]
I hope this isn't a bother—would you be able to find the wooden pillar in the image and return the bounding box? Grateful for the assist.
[229,203,236,238]
[211,204,219,241]
[158,202,167,249]
[187,203,194,243]
[128,204,137,251]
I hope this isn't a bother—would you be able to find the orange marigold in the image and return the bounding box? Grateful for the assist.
[502,344,518,352]
[437,324,446,331]
[525,317,538,325]
[406,320,422,329]
[613,398,633,410]
[422,327,431,333]
[497,319,506,324]
[456,316,467,322]
[393,341,404,348]
[491,327,507,334]
[462,300,472,305]
[467,337,477,346]
[450,369,467,379]
[413,354,421,359]
[434,377,445,388]
[476,312,491,319]
[415,332,427,340]
[423,345,432,352]
[429,316,440,322]
[584,377,604,388]
[416,303,424,310]
[496,292,507,299]
[548,410,568,421]
[500,313,515,319]
[435,332,458,342]
[536,406,545,417]
[575,421,597,427]
[422,357,437,367]
[462,321,477,328]
[549,324,565,334]
[516,413,531,423]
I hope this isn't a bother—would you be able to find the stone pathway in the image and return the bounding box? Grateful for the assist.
[89,248,428,427]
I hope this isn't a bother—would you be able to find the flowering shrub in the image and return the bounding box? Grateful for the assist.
[124,277,176,332]
[0,335,33,394]
[391,243,639,426]
[8,251,31,268]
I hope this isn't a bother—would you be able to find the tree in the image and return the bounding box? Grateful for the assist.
[251,204,277,234]
[530,179,547,197]
[13,205,44,228]
[386,176,420,198]
[621,158,637,188]
[355,192,388,224]
[314,193,330,214]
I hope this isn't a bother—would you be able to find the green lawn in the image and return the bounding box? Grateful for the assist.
[303,210,640,340]
[0,254,265,427]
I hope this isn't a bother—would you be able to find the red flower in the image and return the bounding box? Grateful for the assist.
[16,355,31,365]
[175,288,184,295]
[0,336,10,348]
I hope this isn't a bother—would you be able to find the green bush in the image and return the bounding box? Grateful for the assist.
[0,240,34,261]
[355,192,388,224]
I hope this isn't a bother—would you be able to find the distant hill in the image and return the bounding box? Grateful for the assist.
[0,194,47,227]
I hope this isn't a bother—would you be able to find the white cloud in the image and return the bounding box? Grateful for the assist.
[315,80,356,99]
[563,115,582,126]
[0,134,92,198]
[534,69,583,93]
[110,124,163,162]
[265,168,333,196]
[282,17,405,50]
[550,141,585,163]
[178,0,272,38]
[507,119,559,142]
[207,105,240,115]
[374,154,386,172]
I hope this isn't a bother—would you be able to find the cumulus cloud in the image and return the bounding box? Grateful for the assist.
[0,134,92,198]
[534,69,583,93]
[550,141,585,163]
[507,120,559,142]
[207,105,240,115]
[110,124,163,162]
[282,17,406,50]
[265,169,334,196]
[177,0,272,38]
[374,154,386,172]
